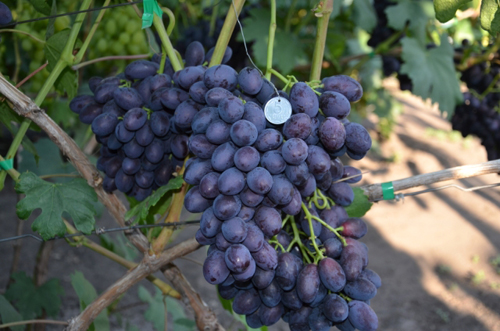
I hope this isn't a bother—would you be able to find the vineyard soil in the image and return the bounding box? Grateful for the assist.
[1,84,500,330]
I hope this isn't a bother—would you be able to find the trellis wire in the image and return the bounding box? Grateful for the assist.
[393,182,500,202]
[0,1,144,28]
[0,220,201,244]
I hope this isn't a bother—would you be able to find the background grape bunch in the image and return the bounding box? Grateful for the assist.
[451,45,500,161]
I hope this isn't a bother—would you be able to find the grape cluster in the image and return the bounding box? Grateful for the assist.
[367,0,412,91]
[180,60,378,328]
[450,43,500,160]
[0,1,12,26]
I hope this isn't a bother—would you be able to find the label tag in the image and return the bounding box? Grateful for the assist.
[142,0,163,29]
[264,97,292,125]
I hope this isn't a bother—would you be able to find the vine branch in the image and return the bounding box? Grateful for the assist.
[65,238,201,331]
[310,0,334,81]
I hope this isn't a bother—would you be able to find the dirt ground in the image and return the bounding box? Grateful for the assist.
[1,89,500,331]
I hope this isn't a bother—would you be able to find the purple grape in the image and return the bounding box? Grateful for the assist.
[206,120,231,145]
[232,288,261,315]
[347,301,378,331]
[200,207,222,238]
[221,217,248,243]
[254,206,282,237]
[247,167,273,194]
[322,75,363,102]
[225,244,252,273]
[213,194,241,220]
[125,60,159,80]
[283,113,312,140]
[322,294,349,323]
[242,223,264,252]
[211,142,237,172]
[282,138,309,165]
[319,117,346,152]
[290,82,319,117]
[204,64,238,91]
[234,146,260,172]
[184,186,213,213]
[203,250,230,284]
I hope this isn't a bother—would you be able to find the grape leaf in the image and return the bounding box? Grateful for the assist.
[138,286,195,331]
[15,172,97,239]
[44,29,78,98]
[344,188,373,218]
[0,295,23,331]
[28,0,51,15]
[434,0,472,23]
[19,138,75,181]
[45,0,57,40]
[385,0,434,45]
[352,0,377,32]
[125,176,184,223]
[237,8,304,75]
[400,35,463,116]
[480,0,500,34]
[4,272,64,320]
[71,271,110,331]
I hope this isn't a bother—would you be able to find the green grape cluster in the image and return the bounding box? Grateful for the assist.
[1,3,149,93]
[87,5,150,71]
[1,2,74,92]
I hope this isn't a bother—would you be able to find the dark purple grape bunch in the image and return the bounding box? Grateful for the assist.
[451,43,500,161]
[178,53,377,328]
[451,92,500,160]
[69,59,176,201]
[0,1,13,26]
[367,0,412,91]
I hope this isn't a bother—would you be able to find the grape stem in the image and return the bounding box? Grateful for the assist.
[301,201,347,246]
[208,0,246,67]
[285,0,299,33]
[71,54,151,71]
[286,216,313,264]
[301,202,324,263]
[208,0,220,38]
[0,29,45,44]
[310,0,334,81]
[161,7,176,36]
[153,10,183,72]
[308,188,333,210]
[74,0,112,64]
[265,0,277,80]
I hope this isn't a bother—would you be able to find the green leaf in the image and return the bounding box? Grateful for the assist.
[44,30,78,98]
[28,0,51,15]
[344,187,373,218]
[15,172,97,239]
[400,35,463,116]
[273,31,305,75]
[480,0,500,34]
[138,286,195,331]
[18,138,75,180]
[99,233,138,261]
[45,0,57,40]
[434,0,471,23]
[0,295,23,331]
[125,176,183,223]
[138,286,165,331]
[4,272,64,320]
[352,0,377,32]
[385,0,433,45]
[71,271,110,331]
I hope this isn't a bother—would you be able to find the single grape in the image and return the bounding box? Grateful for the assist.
[240,221,263,250]
[322,294,349,323]
[203,250,230,284]
[347,301,378,331]
[296,264,320,304]
[254,206,282,237]
[204,64,238,91]
[221,217,248,243]
[322,75,363,102]
[283,113,313,140]
[246,167,273,194]
[319,91,351,119]
[213,194,242,220]
[184,186,213,213]
[218,167,245,195]
[234,146,260,172]
[290,82,319,117]
[225,244,252,273]
[199,172,220,199]
[238,67,264,95]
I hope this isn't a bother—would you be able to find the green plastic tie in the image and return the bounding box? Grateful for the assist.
[0,158,14,171]
[142,0,163,29]
[381,181,395,200]
[368,51,375,59]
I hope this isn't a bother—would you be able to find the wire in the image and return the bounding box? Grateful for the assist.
[394,182,500,202]
[0,220,201,244]
[0,1,144,28]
